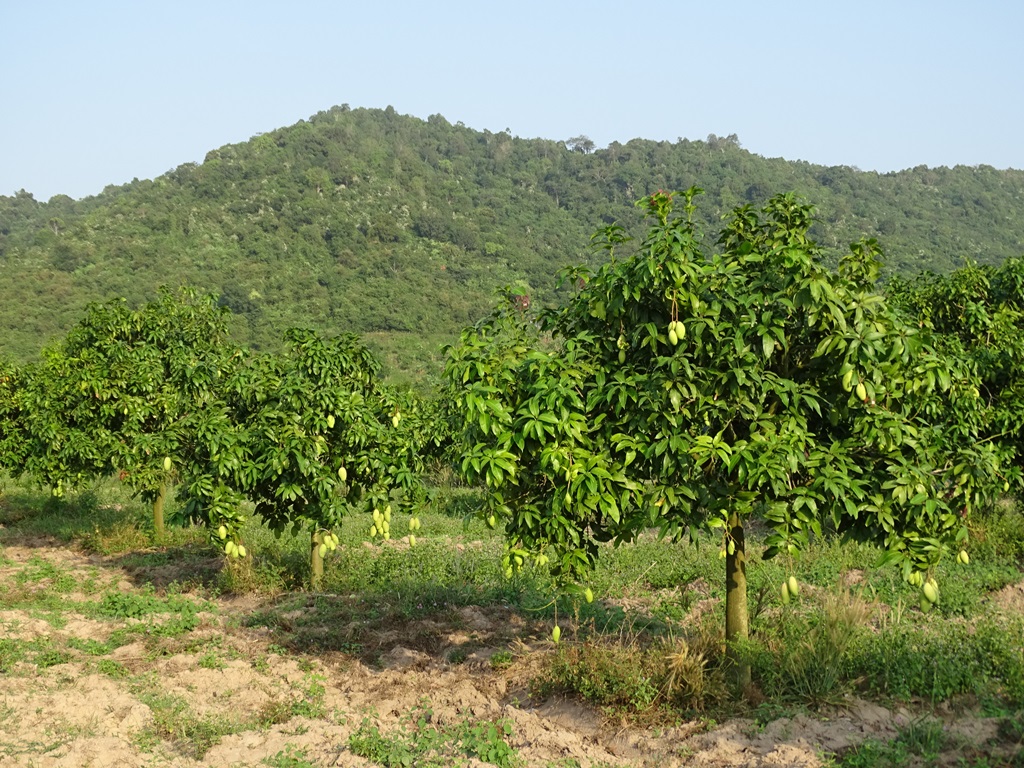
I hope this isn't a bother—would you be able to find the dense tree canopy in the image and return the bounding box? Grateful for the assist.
[889,257,1024,491]
[1,289,232,534]
[445,190,1005,687]
[1,106,1022,377]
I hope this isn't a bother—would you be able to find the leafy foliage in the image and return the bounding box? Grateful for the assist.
[889,257,1024,491]
[447,190,1000,579]
[180,328,432,542]
[0,288,231,534]
[1,107,1023,374]
[445,190,1007,693]
[0,287,440,584]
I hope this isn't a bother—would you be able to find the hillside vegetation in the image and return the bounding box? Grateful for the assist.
[2,105,1022,376]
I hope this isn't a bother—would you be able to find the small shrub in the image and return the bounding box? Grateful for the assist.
[263,745,318,768]
[288,672,327,719]
[661,639,708,706]
[533,639,660,714]
[454,718,517,767]
[490,650,514,670]
[751,587,873,704]
[348,721,415,766]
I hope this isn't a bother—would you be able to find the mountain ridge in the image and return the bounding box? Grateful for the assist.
[1,105,1022,376]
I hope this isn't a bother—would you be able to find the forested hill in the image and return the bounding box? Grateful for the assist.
[2,105,1023,376]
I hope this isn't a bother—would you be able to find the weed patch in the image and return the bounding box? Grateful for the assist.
[748,587,874,704]
[847,616,1024,704]
[532,638,662,715]
[92,588,209,620]
[832,717,956,767]
[0,637,73,672]
[348,708,520,768]
[134,687,247,759]
[263,744,319,767]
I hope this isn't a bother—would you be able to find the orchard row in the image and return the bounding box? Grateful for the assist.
[2,190,1023,687]
[0,291,447,589]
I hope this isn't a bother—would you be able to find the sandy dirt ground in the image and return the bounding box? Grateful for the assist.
[0,542,1018,767]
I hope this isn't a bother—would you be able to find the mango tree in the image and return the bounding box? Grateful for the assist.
[182,329,430,589]
[445,190,1001,691]
[888,257,1024,491]
[11,349,113,498]
[0,358,32,478]
[12,288,233,538]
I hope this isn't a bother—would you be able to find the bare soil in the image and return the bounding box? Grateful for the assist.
[0,541,1018,767]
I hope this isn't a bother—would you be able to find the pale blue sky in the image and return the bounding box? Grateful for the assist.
[3,0,1022,201]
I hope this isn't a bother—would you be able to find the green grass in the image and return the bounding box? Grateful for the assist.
[348,708,521,768]
[133,686,249,759]
[0,483,192,549]
[830,717,968,767]
[1,474,1023,736]
[263,745,320,768]
[845,615,1024,704]
[0,637,75,672]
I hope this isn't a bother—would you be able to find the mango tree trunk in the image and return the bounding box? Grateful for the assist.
[152,484,167,541]
[725,510,751,694]
[310,531,324,591]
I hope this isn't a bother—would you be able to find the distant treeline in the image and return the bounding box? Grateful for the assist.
[1,105,1022,376]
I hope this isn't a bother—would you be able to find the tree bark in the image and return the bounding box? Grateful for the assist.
[152,484,167,541]
[310,531,324,591]
[725,510,750,694]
